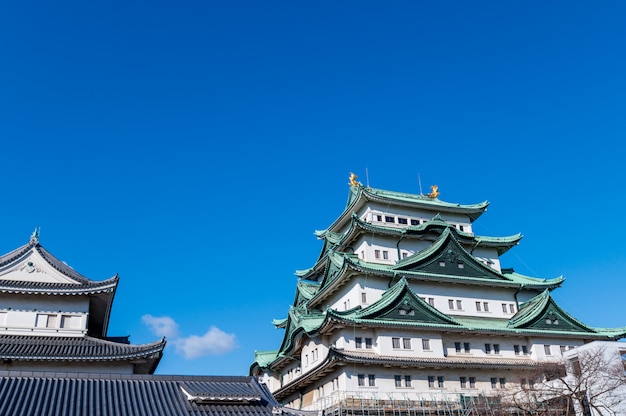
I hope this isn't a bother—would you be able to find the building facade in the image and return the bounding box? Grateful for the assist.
[250,180,626,414]
[0,230,165,374]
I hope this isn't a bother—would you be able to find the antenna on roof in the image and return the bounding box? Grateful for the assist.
[365,167,370,187]
[418,173,423,195]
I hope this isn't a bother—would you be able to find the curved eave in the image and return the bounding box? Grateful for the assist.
[502,270,564,290]
[272,347,535,401]
[342,214,521,255]
[328,186,489,234]
[0,275,119,295]
[0,336,166,362]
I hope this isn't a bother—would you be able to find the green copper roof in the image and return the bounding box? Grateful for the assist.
[328,277,460,327]
[253,350,279,368]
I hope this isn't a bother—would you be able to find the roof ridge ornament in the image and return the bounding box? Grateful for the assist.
[427,185,440,199]
[29,227,40,244]
[348,172,361,187]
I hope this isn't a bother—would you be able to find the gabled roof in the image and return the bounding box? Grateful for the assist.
[0,236,118,337]
[0,372,310,416]
[326,278,460,328]
[508,291,626,339]
[0,334,165,374]
[326,185,489,233]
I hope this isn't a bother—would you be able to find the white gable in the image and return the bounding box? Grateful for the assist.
[0,248,79,284]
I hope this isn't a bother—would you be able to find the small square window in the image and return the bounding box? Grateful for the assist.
[456,300,463,310]
[392,337,400,349]
[457,262,464,269]
[376,215,382,221]
[398,217,407,225]
[464,343,470,353]
[402,252,408,259]
[368,374,375,386]
[402,338,411,349]
[361,292,367,303]
[522,345,529,355]
[514,345,520,355]
[439,261,446,267]
[374,250,380,259]
[544,345,552,356]
[499,378,506,388]
[394,375,402,387]
[448,299,455,309]
[404,375,411,387]
[410,219,419,225]
[428,298,435,306]
[560,345,566,354]
[485,343,491,354]
[502,303,508,313]
[493,344,500,354]
[455,342,461,353]
[483,302,489,312]
[509,304,515,313]
[491,377,497,389]
[358,374,365,386]
[459,225,465,232]
[422,338,431,350]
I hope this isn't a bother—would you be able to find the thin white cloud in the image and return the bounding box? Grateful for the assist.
[141,314,180,339]
[172,326,237,359]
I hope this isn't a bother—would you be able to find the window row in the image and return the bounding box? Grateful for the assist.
[357,374,376,387]
[392,337,431,350]
[545,344,574,356]
[455,342,531,356]
[358,374,507,389]
[372,213,468,232]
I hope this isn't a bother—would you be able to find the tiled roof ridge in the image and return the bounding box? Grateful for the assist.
[0,370,257,381]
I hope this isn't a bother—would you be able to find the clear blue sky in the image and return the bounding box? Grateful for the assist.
[1,1,625,375]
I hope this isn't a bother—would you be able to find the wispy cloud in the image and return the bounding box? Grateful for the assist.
[142,315,236,359]
[141,314,180,338]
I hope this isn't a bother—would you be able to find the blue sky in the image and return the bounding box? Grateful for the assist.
[0,2,625,375]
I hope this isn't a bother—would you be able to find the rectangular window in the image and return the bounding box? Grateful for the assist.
[402,338,411,349]
[382,251,389,260]
[544,345,552,356]
[398,217,407,224]
[502,303,508,313]
[522,345,529,355]
[460,377,467,388]
[365,338,373,349]
[521,378,527,389]
[404,375,411,387]
[392,337,400,349]
[509,304,515,313]
[456,300,463,310]
[385,216,395,223]
[422,339,431,350]
[437,376,444,388]
[457,262,464,269]
[394,375,402,387]
[356,337,362,348]
[491,377,497,389]
[499,378,506,389]
[459,225,465,232]
[464,342,470,353]
[514,345,520,355]
[469,377,476,388]
[485,343,491,354]
[358,374,365,386]
[428,298,435,306]
[374,250,381,259]
[476,301,481,312]
[368,374,375,386]
[455,342,461,353]
[361,292,367,303]
[439,261,446,267]
[493,344,500,354]
[402,252,408,259]
[376,215,382,222]
[428,376,435,388]
[448,299,454,309]
[410,219,419,225]
[483,302,489,312]
[560,345,567,354]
